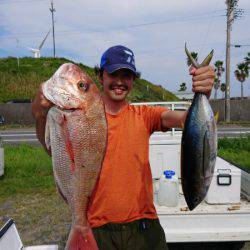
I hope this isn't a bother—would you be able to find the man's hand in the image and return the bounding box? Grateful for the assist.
[32,84,53,155]
[32,84,53,119]
[161,65,215,130]
[190,65,215,98]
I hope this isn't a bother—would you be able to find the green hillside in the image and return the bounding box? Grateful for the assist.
[0,57,178,103]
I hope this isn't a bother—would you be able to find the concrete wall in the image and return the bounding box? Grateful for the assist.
[210,99,250,122]
[0,99,249,124]
[0,103,35,125]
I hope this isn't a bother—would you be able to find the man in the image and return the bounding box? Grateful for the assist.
[32,45,215,250]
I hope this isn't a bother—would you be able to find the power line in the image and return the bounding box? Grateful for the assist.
[0,41,229,60]
[0,13,224,41]
[200,0,221,54]
[0,0,46,4]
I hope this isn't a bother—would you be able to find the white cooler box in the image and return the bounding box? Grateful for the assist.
[205,157,241,204]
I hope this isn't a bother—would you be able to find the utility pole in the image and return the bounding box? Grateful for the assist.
[16,38,20,69]
[225,0,243,122]
[50,0,56,58]
[225,2,232,122]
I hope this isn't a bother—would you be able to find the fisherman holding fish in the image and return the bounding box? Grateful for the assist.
[32,45,215,250]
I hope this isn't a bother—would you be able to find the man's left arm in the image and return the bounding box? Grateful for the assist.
[161,65,215,130]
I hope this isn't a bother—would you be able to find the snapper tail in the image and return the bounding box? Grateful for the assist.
[65,225,98,250]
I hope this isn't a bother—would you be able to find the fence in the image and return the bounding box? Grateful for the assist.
[0,104,34,125]
[209,99,250,122]
[0,99,249,125]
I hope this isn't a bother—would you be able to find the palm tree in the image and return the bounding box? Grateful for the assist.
[179,82,187,92]
[244,52,250,68]
[220,83,226,99]
[214,60,225,99]
[214,78,219,99]
[234,62,249,99]
[186,52,198,67]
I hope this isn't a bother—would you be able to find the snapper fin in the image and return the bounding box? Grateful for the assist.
[62,114,76,172]
[45,119,51,150]
[55,182,69,204]
[44,118,52,155]
[66,226,98,250]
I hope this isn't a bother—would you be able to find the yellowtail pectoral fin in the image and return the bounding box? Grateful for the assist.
[214,111,219,123]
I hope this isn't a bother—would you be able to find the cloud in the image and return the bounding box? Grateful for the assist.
[0,0,249,97]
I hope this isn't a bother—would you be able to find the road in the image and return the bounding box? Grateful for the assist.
[217,127,250,138]
[0,129,39,146]
[0,127,249,145]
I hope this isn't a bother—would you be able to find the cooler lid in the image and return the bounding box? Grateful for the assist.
[215,157,241,176]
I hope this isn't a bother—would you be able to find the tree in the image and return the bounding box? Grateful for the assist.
[214,60,225,99]
[214,78,219,99]
[244,52,250,69]
[220,83,226,98]
[179,82,187,92]
[234,62,249,99]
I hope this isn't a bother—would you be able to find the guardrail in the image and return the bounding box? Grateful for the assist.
[131,101,191,136]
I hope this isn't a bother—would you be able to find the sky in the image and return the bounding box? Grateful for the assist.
[0,0,250,98]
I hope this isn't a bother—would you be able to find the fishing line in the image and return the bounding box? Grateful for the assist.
[200,0,221,58]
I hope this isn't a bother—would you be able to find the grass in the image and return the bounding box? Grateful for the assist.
[0,144,71,248]
[218,136,250,172]
[0,140,249,248]
[0,144,54,197]
[0,57,178,103]
[0,193,71,248]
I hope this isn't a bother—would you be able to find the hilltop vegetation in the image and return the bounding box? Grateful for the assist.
[0,57,178,103]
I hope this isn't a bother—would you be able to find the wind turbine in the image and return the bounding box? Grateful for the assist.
[28,30,50,58]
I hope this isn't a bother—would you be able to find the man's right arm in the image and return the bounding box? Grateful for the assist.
[31,85,53,155]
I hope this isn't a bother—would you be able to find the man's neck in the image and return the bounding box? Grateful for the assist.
[102,96,127,115]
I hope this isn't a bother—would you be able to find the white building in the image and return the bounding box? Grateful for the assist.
[173,91,194,101]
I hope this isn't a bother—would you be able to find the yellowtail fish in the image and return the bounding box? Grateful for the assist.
[181,44,217,210]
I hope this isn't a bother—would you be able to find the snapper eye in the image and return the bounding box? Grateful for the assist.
[78,81,89,91]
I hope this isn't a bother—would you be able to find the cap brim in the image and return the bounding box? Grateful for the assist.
[104,64,137,75]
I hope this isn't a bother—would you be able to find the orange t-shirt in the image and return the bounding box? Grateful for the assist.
[87,104,168,228]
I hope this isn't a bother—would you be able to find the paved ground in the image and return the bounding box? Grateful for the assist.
[1,127,249,146]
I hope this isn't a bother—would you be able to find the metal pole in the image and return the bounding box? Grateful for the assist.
[50,0,56,58]
[16,38,20,69]
[225,0,233,122]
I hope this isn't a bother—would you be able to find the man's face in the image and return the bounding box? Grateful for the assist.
[100,69,135,102]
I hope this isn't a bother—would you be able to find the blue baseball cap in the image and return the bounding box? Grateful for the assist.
[100,45,137,75]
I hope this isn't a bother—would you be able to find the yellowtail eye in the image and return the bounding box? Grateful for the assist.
[78,81,89,91]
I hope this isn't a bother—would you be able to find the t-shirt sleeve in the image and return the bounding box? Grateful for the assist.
[142,105,170,134]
